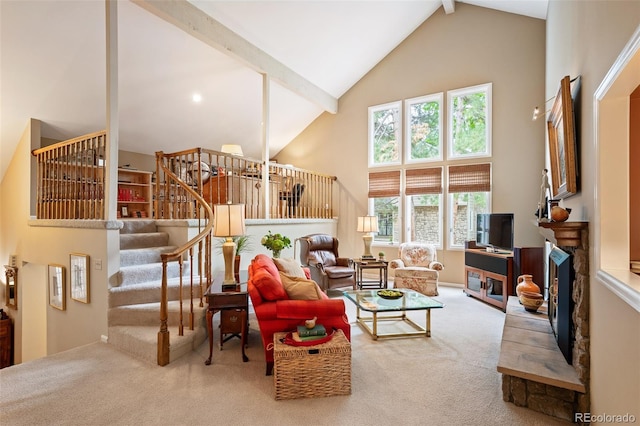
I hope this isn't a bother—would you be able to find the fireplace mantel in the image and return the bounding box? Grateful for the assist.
[537,221,589,247]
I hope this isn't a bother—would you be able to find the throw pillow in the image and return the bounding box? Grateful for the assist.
[273,258,306,278]
[252,269,289,301]
[279,273,323,300]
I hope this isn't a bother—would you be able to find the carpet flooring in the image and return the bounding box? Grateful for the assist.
[0,285,567,426]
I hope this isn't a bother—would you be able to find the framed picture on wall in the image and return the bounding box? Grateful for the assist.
[547,75,578,199]
[70,253,90,303]
[48,264,66,311]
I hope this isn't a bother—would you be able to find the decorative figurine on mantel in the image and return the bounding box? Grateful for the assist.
[535,169,552,222]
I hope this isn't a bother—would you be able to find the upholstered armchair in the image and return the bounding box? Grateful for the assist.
[298,234,356,292]
[390,243,444,296]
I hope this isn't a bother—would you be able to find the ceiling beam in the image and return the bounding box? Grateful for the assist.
[442,0,455,14]
[132,0,338,114]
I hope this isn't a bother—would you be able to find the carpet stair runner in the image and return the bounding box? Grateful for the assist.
[108,220,207,365]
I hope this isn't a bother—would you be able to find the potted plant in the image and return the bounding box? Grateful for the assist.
[261,231,291,258]
[378,251,385,261]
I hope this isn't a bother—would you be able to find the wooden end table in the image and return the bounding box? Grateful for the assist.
[354,259,389,289]
[203,277,249,365]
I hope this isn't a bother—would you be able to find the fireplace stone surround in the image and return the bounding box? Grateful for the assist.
[499,222,589,423]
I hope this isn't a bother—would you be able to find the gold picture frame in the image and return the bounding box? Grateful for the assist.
[48,264,66,310]
[547,75,578,199]
[70,253,90,303]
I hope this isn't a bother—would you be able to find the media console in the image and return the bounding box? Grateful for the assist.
[464,242,543,312]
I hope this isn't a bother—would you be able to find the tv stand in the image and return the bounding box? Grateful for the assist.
[464,242,543,312]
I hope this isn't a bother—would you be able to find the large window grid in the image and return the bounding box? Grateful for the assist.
[368,84,493,250]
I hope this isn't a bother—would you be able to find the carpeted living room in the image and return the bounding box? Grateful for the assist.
[2,1,640,425]
[0,284,566,426]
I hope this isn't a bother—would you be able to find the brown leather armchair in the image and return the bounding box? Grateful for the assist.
[298,234,356,292]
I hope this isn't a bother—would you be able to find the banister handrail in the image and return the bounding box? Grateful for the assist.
[31,130,107,155]
[156,157,213,366]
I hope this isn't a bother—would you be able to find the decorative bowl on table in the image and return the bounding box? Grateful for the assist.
[519,291,544,312]
[377,289,404,300]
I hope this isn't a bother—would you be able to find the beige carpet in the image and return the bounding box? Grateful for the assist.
[0,286,567,426]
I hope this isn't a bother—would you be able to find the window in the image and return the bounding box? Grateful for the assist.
[367,85,493,251]
[448,83,492,159]
[447,164,491,249]
[406,167,443,246]
[369,102,401,167]
[405,94,443,163]
[368,170,400,245]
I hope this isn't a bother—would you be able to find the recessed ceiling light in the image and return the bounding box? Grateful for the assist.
[192,93,202,103]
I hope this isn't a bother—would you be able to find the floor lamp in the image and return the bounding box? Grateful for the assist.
[214,204,246,284]
[357,215,378,260]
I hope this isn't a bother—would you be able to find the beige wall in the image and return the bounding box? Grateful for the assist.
[278,3,546,284]
[0,121,113,363]
[546,0,640,417]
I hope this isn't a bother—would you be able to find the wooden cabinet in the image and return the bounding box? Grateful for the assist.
[464,249,513,311]
[117,168,152,219]
[0,316,13,369]
[464,245,544,311]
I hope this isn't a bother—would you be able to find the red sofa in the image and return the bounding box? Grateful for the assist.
[248,254,351,375]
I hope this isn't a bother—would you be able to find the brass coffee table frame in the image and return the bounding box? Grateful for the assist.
[343,289,444,340]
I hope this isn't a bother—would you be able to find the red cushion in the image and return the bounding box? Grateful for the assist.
[252,269,289,301]
[253,254,281,279]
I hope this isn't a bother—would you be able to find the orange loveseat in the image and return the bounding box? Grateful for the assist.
[247,254,351,375]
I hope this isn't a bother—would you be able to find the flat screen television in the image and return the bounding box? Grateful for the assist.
[476,213,514,252]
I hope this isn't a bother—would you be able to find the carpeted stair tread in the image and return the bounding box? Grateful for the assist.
[108,325,207,365]
[108,300,207,327]
[108,276,208,307]
[117,260,191,287]
[120,232,170,250]
[119,220,158,235]
[119,246,179,267]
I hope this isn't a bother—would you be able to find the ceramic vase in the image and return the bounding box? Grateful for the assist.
[516,274,540,297]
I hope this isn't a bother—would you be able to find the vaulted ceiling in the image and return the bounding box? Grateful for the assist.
[0,0,547,178]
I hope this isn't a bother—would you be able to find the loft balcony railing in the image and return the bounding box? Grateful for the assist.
[155,148,336,220]
[32,131,107,220]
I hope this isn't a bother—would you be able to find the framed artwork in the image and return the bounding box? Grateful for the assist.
[70,253,90,303]
[121,206,129,217]
[547,75,578,199]
[48,264,66,310]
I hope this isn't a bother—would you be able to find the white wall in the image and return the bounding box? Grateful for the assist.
[277,3,547,284]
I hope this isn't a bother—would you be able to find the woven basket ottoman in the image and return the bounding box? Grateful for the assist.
[273,329,351,400]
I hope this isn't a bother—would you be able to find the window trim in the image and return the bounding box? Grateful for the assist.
[404,93,443,164]
[368,101,402,168]
[447,83,493,160]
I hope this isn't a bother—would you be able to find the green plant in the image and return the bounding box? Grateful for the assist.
[261,231,291,256]
[215,235,252,255]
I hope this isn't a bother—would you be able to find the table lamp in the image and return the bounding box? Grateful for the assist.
[214,203,246,284]
[357,215,378,260]
[221,144,244,157]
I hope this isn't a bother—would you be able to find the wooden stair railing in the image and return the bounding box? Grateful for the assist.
[156,158,213,366]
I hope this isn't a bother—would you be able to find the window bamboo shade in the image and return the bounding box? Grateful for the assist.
[368,170,401,198]
[406,167,443,195]
[448,163,491,193]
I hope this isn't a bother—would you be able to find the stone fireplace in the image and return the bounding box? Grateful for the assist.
[499,221,590,422]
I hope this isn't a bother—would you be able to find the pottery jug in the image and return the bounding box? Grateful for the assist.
[516,274,540,297]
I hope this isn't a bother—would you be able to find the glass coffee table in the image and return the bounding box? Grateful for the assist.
[343,289,444,340]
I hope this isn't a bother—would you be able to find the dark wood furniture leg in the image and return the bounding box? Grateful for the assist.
[205,309,214,365]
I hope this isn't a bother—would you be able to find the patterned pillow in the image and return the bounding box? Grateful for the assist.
[273,258,306,278]
[279,273,323,300]
[252,269,289,301]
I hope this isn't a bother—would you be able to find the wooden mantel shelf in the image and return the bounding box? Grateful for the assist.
[537,221,588,247]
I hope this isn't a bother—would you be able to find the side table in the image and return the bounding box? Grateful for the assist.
[203,281,249,365]
[354,259,388,289]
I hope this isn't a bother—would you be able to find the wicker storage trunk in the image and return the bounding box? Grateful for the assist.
[273,329,351,400]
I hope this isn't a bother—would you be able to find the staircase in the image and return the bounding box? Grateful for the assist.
[107,220,208,365]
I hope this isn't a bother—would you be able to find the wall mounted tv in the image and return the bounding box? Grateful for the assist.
[476,213,515,253]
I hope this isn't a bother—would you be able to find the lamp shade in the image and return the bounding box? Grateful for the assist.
[213,204,246,237]
[356,216,379,233]
[221,144,244,157]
